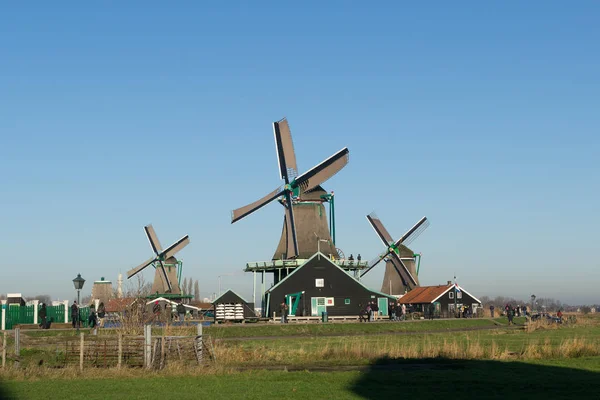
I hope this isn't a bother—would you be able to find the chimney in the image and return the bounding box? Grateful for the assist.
[447,281,452,285]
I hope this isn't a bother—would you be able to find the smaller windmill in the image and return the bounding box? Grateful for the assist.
[127,224,190,294]
[361,213,429,294]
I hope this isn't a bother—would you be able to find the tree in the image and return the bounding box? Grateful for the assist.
[194,280,200,301]
[32,295,52,305]
[182,277,188,295]
[187,279,193,297]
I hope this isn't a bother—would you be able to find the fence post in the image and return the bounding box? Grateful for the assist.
[63,300,69,324]
[117,334,122,369]
[79,333,84,371]
[2,331,6,368]
[196,323,203,364]
[1,300,6,331]
[14,328,20,368]
[32,300,39,325]
[144,325,152,369]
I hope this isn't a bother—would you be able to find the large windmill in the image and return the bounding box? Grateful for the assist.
[231,117,349,260]
[361,213,429,295]
[127,224,190,295]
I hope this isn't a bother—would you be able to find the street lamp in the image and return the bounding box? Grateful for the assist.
[73,273,85,330]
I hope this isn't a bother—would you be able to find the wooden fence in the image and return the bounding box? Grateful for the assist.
[1,325,213,370]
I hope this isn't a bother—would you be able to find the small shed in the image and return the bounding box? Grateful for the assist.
[212,290,255,322]
[399,282,482,317]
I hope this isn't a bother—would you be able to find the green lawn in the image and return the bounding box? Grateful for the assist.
[3,357,600,399]
[20,319,496,340]
[206,318,495,338]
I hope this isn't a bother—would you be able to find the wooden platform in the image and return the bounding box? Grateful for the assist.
[279,315,390,324]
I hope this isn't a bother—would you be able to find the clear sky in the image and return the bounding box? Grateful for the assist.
[1,2,598,305]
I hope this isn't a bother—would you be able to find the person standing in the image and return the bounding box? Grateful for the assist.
[152,301,161,322]
[280,301,288,324]
[97,302,106,328]
[401,303,406,321]
[507,306,514,325]
[71,301,79,329]
[88,305,97,328]
[366,303,372,322]
[490,305,495,318]
[177,301,186,323]
[39,303,47,329]
[372,301,379,320]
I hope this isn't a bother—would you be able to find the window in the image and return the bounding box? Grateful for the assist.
[315,279,324,288]
[345,298,351,305]
[317,298,325,306]
[449,292,454,299]
[457,292,462,299]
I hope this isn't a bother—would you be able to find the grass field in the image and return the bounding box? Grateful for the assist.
[2,357,600,399]
[3,316,599,399]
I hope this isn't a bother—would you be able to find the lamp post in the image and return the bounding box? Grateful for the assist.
[73,273,85,331]
[530,294,536,313]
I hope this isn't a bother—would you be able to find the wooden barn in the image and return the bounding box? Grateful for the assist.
[212,289,255,322]
[398,282,482,318]
[264,252,396,318]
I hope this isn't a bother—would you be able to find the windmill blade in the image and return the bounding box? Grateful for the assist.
[284,191,299,258]
[395,216,429,247]
[127,256,156,279]
[157,260,173,293]
[144,224,163,255]
[359,253,389,278]
[161,235,190,260]
[389,251,418,288]
[231,187,284,223]
[273,118,298,184]
[294,148,349,193]
[366,213,394,247]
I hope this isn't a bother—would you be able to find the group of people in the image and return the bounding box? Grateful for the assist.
[69,301,106,329]
[503,303,527,325]
[152,300,188,323]
[359,301,409,322]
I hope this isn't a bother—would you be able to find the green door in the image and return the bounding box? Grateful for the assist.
[311,297,327,316]
[378,298,388,316]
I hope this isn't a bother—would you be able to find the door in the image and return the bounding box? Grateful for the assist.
[378,298,388,316]
[312,297,327,316]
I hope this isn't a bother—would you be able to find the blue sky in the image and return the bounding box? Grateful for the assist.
[1,3,598,304]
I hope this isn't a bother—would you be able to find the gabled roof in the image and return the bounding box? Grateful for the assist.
[212,289,248,305]
[398,285,451,304]
[266,252,395,299]
[105,297,138,313]
[398,284,482,304]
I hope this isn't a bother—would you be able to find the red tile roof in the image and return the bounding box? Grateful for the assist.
[105,297,138,313]
[398,285,451,304]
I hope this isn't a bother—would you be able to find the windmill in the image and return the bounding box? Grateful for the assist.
[127,224,190,294]
[361,213,429,295]
[231,117,349,260]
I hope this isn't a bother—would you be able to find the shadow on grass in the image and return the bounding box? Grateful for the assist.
[349,357,600,399]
